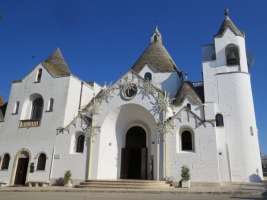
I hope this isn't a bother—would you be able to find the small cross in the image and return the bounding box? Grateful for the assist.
[155,19,159,27]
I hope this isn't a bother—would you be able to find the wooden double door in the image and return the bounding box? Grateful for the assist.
[14,158,29,185]
[121,148,147,179]
[120,126,147,179]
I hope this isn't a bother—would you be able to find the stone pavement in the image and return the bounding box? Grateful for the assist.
[0,174,266,195]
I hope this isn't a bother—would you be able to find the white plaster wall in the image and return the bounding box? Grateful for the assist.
[216,73,262,182]
[202,61,217,103]
[0,63,94,185]
[63,76,95,127]
[202,29,262,182]
[92,82,102,95]
[167,109,219,182]
[89,73,161,180]
[138,65,181,99]
[51,117,88,182]
[0,64,72,185]
[202,44,215,62]
[95,104,156,179]
[214,29,248,73]
[173,98,204,119]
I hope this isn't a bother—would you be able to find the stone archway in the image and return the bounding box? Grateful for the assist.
[10,148,32,186]
[14,151,30,185]
[121,126,147,179]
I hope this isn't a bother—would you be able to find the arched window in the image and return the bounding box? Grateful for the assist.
[144,72,152,81]
[181,131,193,151]
[13,101,20,114]
[216,114,224,127]
[37,153,46,170]
[1,154,10,170]
[76,135,85,153]
[186,103,191,110]
[225,44,239,65]
[47,98,54,111]
[31,98,43,119]
[154,35,157,42]
[36,69,42,82]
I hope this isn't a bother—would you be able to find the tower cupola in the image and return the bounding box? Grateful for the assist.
[151,26,162,43]
[215,8,244,38]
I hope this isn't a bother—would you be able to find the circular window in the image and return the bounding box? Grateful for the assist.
[122,84,138,100]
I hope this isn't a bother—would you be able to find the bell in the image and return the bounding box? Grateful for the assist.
[227,51,238,64]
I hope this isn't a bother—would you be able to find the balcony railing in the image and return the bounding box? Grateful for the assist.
[19,119,41,128]
[192,81,203,87]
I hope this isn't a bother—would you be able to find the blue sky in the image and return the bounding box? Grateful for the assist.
[1,1,267,155]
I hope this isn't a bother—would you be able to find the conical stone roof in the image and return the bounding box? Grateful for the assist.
[131,42,178,73]
[215,10,244,37]
[42,48,71,76]
[173,81,203,106]
[0,95,5,106]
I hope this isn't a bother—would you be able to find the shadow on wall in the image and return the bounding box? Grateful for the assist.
[52,177,64,186]
[249,168,262,182]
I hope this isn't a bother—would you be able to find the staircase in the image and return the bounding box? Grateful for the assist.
[75,179,170,189]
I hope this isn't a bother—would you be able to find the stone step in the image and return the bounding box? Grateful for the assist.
[75,180,170,189]
[84,179,166,184]
[80,182,168,186]
[76,184,169,189]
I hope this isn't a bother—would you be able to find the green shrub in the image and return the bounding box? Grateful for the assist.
[64,170,73,184]
[181,165,190,181]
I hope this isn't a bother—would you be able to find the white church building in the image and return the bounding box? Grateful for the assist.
[0,10,263,186]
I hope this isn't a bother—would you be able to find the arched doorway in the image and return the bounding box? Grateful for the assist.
[121,126,147,179]
[14,151,29,185]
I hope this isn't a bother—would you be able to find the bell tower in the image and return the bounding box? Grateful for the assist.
[150,26,162,43]
[202,9,263,182]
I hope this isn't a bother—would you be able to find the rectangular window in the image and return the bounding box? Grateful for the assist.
[12,101,20,114]
[46,98,54,112]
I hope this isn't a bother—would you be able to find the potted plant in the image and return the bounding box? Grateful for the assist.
[64,170,73,187]
[181,165,191,188]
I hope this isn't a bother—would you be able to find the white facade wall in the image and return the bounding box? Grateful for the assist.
[167,105,219,183]
[0,18,262,185]
[63,76,95,127]
[202,44,215,62]
[51,117,89,184]
[139,65,181,99]
[202,27,262,182]
[0,64,70,185]
[216,73,262,182]
[0,64,95,185]
[174,98,204,119]
[90,72,162,180]
[95,104,157,179]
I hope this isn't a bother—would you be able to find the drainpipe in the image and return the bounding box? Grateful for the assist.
[157,136,160,181]
[87,95,95,180]
[49,131,58,181]
[78,81,84,110]
[164,92,167,181]
[202,104,206,121]
[49,148,55,181]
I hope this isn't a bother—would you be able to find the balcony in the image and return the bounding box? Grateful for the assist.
[19,119,41,128]
[192,81,203,87]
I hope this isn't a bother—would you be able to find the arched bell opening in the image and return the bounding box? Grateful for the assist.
[225,44,240,65]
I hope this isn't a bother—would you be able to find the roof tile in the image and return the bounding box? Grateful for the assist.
[173,81,203,106]
[42,48,71,76]
[131,42,178,73]
[215,16,244,37]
